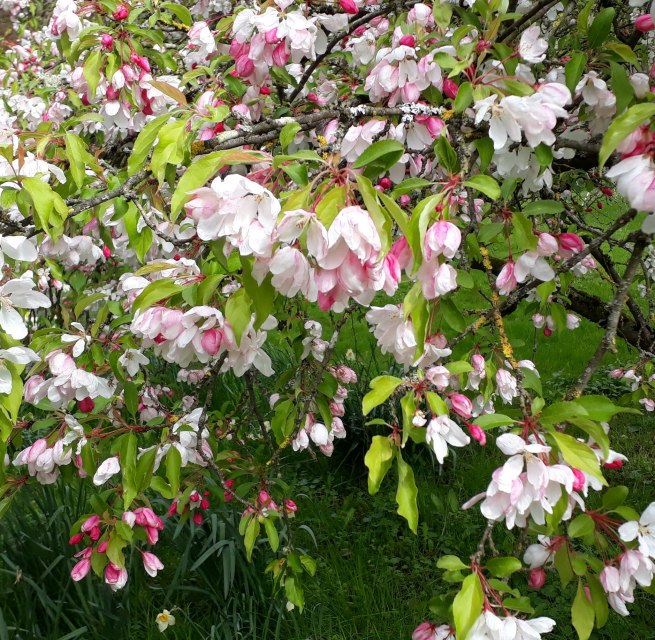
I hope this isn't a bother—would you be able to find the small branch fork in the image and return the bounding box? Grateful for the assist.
[566,234,650,400]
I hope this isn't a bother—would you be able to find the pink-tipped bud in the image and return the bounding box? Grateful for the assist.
[604,459,624,469]
[101,34,114,49]
[193,512,204,525]
[378,177,392,190]
[284,499,297,513]
[635,14,655,32]
[200,328,223,356]
[69,533,84,545]
[543,326,553,337]
[102,245,112,259]
[89,526,101,542]
[106,85,120,101]
[112,4,129,20]
[339,0,359,14]
[571,468,586,492]
[81,515,100,533]
[307,92,319,102]
[71,558,92,581]
[167,500,179,517]
[469,424,486,446]
[609,368,624,379]
[557,232,584,254]
[258,490,271,505]
[399,194,411,206]
[528,567,546,589]
[189,492,200,503]
[200,498,210,510]
[97,540,109,553]
[450,393,473,419]
[399,34,416,47]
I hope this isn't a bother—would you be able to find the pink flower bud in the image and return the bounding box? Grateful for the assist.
[167,500,179,517]
[339,0,359,14]
[106,85,119,101]
[284,499,297,513]
[635,14,655,32]
[142,551,164,577]
[609,368,624,379]
[472,354,485,371]
[258,490,271,505]
[399,34,416,47]
[81,515,100,533]
[450,393,473,419]
[104,562,128,590]
[193,512,204,525]
[528,567,546,589]
[571,468,586,492]
[604,459,624,469]
[543,326,553,337]
[532,313,545,329]
[97,540,109,553]
[557,232,584,254]
[112,4,129,20]
[89,526,101,541]
[235,55,254,77]
[443,79,459,99]
[399,194,411,206]
[102,245,112,259]
[200,498,210,510]
[189,491,200,503]
[69,533,84,545]
[200,328,223,356]
[469,424,486,445]
[78,397,95,413]
[71,558,91,581]
[101,34,114,49]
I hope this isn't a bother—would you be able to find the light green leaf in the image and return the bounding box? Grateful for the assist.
[127,113,170,176]
[463,175,500,200]
[225,288,252,346]
[599,103,655,167]
[396,451,418,534]
[551,432,606,485]
[572,579,595,640]
[362,375,403,416]
[453,573,484,640]
[131,279,184,314]
[364,435,394,494]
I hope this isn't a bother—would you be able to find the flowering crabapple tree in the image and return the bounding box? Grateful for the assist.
[1,0,655,635]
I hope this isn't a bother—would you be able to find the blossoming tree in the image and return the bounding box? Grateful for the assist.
[1,0,655,636]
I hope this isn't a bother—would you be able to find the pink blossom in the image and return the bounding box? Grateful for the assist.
[450,393,473,419]
[496,261,517,295]
[529,567,546,589]
[71,558,91,581]
[142,551,165,577]
[104,562,128,591]
[424,221,461,260]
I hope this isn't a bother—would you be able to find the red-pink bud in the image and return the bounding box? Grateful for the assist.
[399,34,416,47]
[81,515,100,533]
[97,540,109,553]
[102,245,112,259]
[89,526,101,542]
[338,0,359,14]
[167,500,179,517]
[193,512,204,525]
[469,424,486,445]
[543,326,553,337]
[200,328,223,356]
[557,232,584,254]
[284,499,297,513]
[572,468,586,492]
[307,92,319,102]
[224,491,234,502]
[189,492,200,503]
[399,194,411,206]
[112,4,129,20]
[604,459,624,469]
[107,85,121,102]
[450,393,473,419]
[258,490,271,505]
[635,14,655,32]
[71,558,92,581]
[78,397,95,413]
[200,498,210,510]
[101,34,114,49]
[69,533,84,545]
[528,567,546,589]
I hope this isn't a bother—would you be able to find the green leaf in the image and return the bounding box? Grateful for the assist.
[474,414,515,430]
[534,143,553,168]
[555,544,574,587]
[437,555,469,571]
[243,516,260,561]
[225,288,252,346]
[284,575,304,611]
[352,140,405,179]
[569,514,595,538]
[503,596,534,614]
[540,401,589,426]
[610,62,634,116]
[362,375,403,416]
[565,52,587,95]
[356,174,392,253]
[440,297,466,332]
[577,0,595,33]
[434,136,460,175]
[551,432,606,485]
[513,211,537,251]
[122,433,138,508]
[364,435,394,494]
[572,579,595,640]
[575,395,638,421]
[83,50,103,96]
[474,138,494,172]
[453,573,484,640]
[162,2,192,25]
[601,486,628,511]
[263,518,279,552]
[464,175,501,200]
[131,279,184,314]
[165,445,182,495]
[454,81,473,113]
[64,132,96,188]
[587,574,609,628]
[395,451,418,534]
[107,533,127,569]
[522,199,565,216]
[599,103,655,167]
[280,121,301,149]
[588,8,615,49]
[425,391,449,416]
[127,113,170,177]
[21,177,68,239]
[486,557,522,578]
